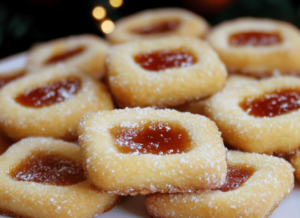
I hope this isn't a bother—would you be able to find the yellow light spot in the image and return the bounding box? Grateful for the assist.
[109,0,123,8]
[101,20,115,34]
[92,6,106,20]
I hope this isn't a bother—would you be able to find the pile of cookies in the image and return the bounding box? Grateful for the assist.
[0,7,299,218]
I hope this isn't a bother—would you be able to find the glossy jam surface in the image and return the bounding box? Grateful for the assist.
[11,153,86,186]
[218,165,253,192]
[0,71,25,89]
[110,121,192,155]
[240,89,300,117]
[229,31,282,46]
[44,46,85,65]
[15,77,81,107]
[134,49,196,71]
[131,20,180,35]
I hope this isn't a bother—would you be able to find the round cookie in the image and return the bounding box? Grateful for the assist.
[106,8,210,44]
[78,107,227,195]
[0,137,122,218]
[26,34,110,78]
[204,76,300,154]
[0,65,114,141]
[106,36,227,108]
[206,18,300,78]
[145,150,294,218]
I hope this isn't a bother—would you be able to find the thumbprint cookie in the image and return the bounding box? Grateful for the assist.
[106,8,210,44]
[26,34,110,79]
[145,151,294,218]
[206,18,300,78]
[0,65,114,141]
[78,107,227,195]
[175,75,257,115]
[0,137,122,218]
[204,76,300,154]
[106,36,227,108]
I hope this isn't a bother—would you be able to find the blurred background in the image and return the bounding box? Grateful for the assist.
[0,0,300,59]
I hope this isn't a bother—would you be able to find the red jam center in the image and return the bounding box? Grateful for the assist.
[134,49,196,71]
[10,154,86,186]
[218,165,253,192]
[131,20,180,34]
[44,46,85,65]
[229,31,282,46]
[0,71,25,89]
[110,121,192,155]
[240,88,300,117]
[15,77,81,107]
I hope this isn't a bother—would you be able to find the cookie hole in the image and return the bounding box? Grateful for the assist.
[134,48,197,71]
[0,70,26,89]
[239,88,300,117]
[131,20,180,35]
[229,31,282,46]
[110,121,193,155]
[10,152,86,186]
[217,165,255,192]
[44,46,86,65]
[15,76,81,108]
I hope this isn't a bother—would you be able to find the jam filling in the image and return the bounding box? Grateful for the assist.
[229,31,282,46]
[44,46,85,65]
[110,121,192,155]
[10,153,86,186]
[0,71,25,89]
[15,77,81,107]
[134,49,196,71]
[131,20,180,34]
[218,165,254,192]
[240,88,300,117]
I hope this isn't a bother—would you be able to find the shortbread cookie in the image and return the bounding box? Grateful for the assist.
[206,18,300,77]
[0,65,114,141]
[26,34,110,78]
[204,76,300,154]
[106,8,210,44]
[107,36,227,108]
[145,151,294,218]
[0,137,122,218]
[78,107,227,195]
[175,75,257,115]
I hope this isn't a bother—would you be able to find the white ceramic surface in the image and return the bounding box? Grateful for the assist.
[0,54,299,218]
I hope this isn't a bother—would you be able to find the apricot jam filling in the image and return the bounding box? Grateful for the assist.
[10,153,86,186]
[240,88,300,117]
[229,31,282,46]
[15,77,81,107]
[110,121,193,155]
[0,71,25,89]
[44,46,85,65]
[218,165,254,192]
[134,49,197,71]
[131,20,180,35]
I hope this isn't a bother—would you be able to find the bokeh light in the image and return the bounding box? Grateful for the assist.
[92,6,106,20]
[109,0,123,8]
[101,19,115,34]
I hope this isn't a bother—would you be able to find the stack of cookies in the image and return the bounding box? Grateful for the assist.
[0,7,298,218]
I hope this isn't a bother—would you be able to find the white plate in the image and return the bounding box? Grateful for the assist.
[0,54,299,218]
